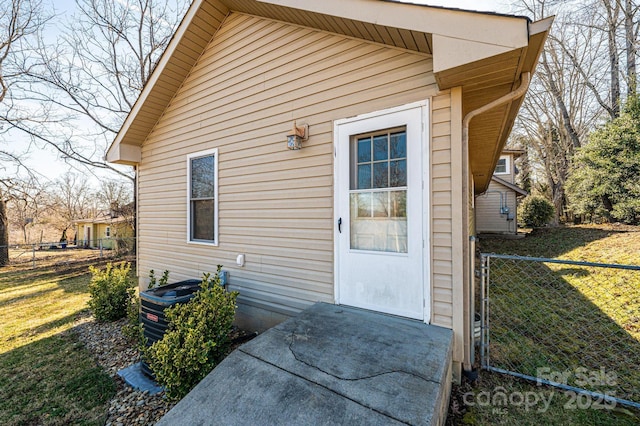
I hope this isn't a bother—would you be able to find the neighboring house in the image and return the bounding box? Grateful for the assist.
[75,215,134,249]
[475,149,528,234]
[106,0,552,380]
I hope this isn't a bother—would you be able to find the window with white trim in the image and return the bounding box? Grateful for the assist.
[494,156,509,175]
[105,226,111,238]
[187,148,218,245]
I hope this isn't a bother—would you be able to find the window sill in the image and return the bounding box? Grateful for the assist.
[187,239,219,247]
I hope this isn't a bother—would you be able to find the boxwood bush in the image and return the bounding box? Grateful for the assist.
[88,262,135,322]
[146,266,238,400]
[518,195,555,228]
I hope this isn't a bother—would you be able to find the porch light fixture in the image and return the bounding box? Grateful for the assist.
[286,122,308,150]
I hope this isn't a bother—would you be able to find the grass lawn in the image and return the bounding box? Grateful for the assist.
[452,225,640,425]
[0,259,117,425]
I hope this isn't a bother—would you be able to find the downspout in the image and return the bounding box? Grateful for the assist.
[461,72,531,373]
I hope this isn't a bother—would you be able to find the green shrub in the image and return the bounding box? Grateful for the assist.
[88,262,135,322]
[122,290,145,347]
[148,269,169,289]
[518,195,555,227]
[146,266,238,400]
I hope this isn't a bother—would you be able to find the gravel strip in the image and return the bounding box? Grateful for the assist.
[72,313,255,425]
[73,314,175,425]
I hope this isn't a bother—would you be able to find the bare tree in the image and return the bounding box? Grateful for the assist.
[513,0,603,223]
[0,0,45,103]
[621,0,639,96]
[96,178,133,213]
[556,0,639,117]
[3,0,187,181]
[52,171,95,234]
[6,178,50,243]
[0,0,48,265]
[95,178,135,238]
[0,0,186,260]
[600,0,622,118]
[0,185,8,265]
[511,0,640,223]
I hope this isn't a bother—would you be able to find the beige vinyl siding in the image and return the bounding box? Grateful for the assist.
[431,92,454,330]
[475,180,518,234]
[137,12,450,328]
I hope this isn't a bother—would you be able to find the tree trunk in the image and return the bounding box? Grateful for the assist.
[604,0,621,116]
[550,182,565,226]
[541,52,582,149]
[0,199,8,267]
[625,0,636,97]
[601,194,615,222]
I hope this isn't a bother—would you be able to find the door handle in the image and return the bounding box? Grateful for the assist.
[338,218,342,233]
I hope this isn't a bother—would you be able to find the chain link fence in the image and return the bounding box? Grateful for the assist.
[480,253,640,409]
[0,237,136,268]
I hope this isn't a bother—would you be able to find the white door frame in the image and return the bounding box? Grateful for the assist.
[333,100,431,323]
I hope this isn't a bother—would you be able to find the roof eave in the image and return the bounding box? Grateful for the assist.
[471,16,553,194]
[106,0,552,175]
[107,0,228,163]
[491,176,528,197]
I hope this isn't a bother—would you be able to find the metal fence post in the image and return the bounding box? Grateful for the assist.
[469,235,477,367]
[32,244,36,268]
[480,254,489,369]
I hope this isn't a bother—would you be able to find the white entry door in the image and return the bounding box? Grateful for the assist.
[335,101,429,321]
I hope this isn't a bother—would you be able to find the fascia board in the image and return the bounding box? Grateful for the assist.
[259,0,528,48]
[105,143,141,165]
[432,35,523,74]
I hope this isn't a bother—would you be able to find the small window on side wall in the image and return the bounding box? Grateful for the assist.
[494,156,509,175]
[105,226,111,238]
[187,148,218,245]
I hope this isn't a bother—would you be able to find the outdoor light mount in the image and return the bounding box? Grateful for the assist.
[286,122,308,150]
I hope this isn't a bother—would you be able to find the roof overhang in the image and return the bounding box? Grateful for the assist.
[501,148,526,158]
[457,16,552,193]
[491,176,528,197]
[74,216,130,225]
[106,0,552,190]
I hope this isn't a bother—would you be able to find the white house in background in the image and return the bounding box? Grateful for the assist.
[106,0,552,381]
[475,149,528,234]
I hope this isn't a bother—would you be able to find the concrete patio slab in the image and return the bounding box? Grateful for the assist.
[158,303,453,426]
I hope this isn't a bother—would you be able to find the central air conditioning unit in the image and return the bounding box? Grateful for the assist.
[139,279,202,378]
